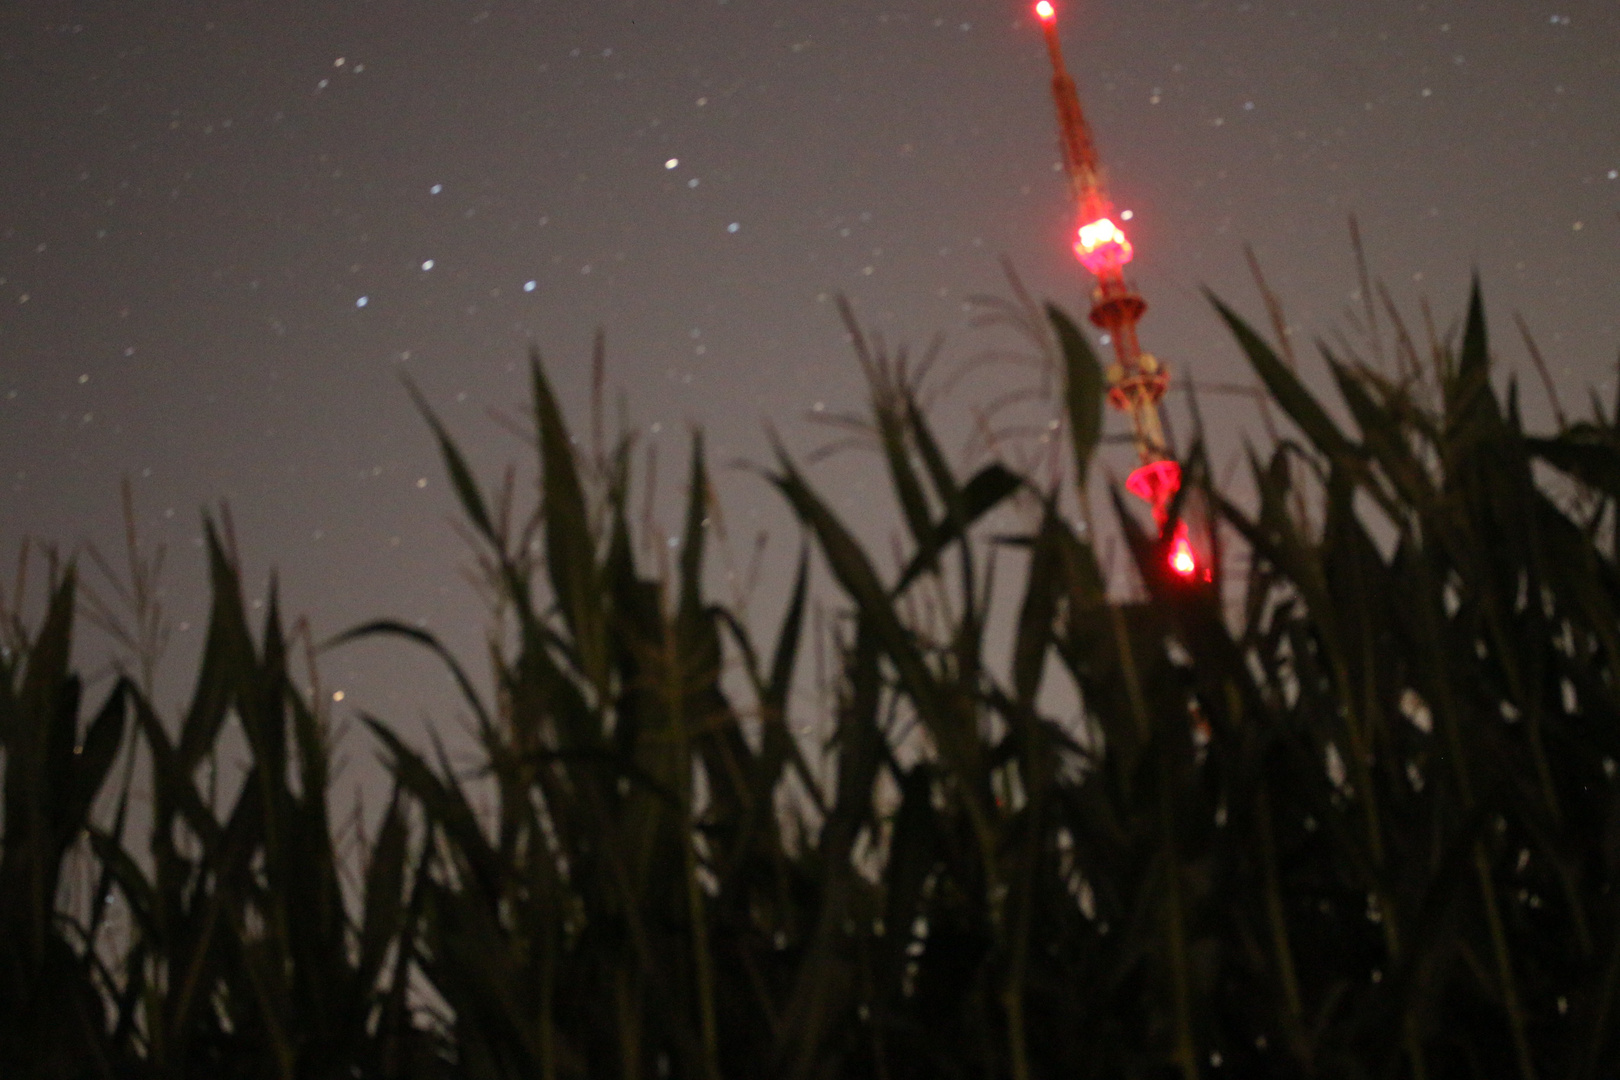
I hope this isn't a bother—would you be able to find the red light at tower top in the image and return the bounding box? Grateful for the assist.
[1035,0,1055,20]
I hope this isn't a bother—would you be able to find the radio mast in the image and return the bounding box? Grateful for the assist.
[1034,1,1199,579]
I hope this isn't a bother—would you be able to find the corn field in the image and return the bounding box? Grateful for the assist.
[4,279,1619,1079]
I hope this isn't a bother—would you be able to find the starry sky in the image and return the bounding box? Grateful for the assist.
[3,0,1617,754]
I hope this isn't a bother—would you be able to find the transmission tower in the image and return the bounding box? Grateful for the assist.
[1034,0,1201,580]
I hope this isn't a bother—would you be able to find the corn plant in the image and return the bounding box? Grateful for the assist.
[2,529,433,1080]
[1,562,131,1079]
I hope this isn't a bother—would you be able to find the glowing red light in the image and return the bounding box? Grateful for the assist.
[1126,459,1182,522]
[1075,216,1133,275]
[1164,520,1208,583]
[1035,1,1055,20]
[1169,531,1197,578]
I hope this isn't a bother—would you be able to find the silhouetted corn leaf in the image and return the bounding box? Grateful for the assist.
[1048,302,1105,491]
[530,348,606,686]
[1210,291,1360,464]
[893,462,1022,596]
[1325,349,1432,512]
[1528,423,1620,501]
[1011,505,1065,708]
[1444,276,1504,453]
[408,376,499,545]
[326,618,494,734]
[367,716,506,903]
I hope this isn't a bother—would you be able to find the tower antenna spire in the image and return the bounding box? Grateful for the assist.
[1034,1,1185,547]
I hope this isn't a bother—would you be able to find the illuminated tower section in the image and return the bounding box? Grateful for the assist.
[1034,1,1184,546]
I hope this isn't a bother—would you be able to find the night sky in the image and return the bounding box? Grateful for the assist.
[3,0,1617,756]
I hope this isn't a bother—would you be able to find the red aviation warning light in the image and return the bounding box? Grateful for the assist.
[1032,1,1204,582]
[1124,457,1180,515]
[1168,521,1197,579]
[1075,215,1133,276]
